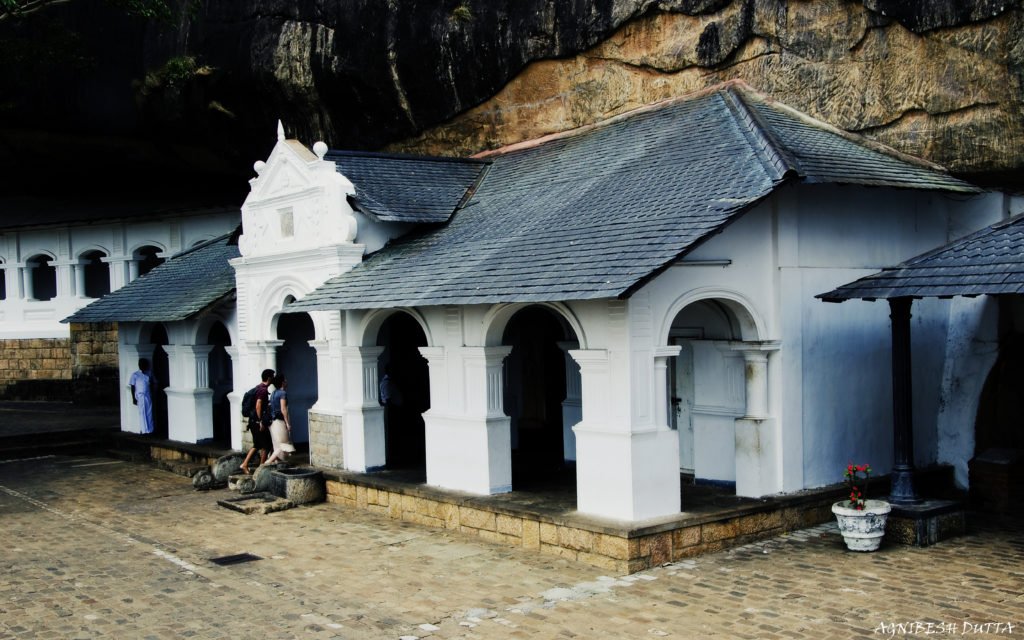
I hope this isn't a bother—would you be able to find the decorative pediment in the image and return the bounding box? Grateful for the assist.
[238,128,360,259]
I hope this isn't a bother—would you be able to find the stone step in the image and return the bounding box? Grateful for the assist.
[153,458,210,478]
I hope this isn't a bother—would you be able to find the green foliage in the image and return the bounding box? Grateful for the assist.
[452,3,472,23]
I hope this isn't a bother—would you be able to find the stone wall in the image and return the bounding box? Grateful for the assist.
[323,472,837,574]
[308,410,344,469]
[0,337,73,401]
[69,323,119,405]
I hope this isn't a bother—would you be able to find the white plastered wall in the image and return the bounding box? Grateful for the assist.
[0,212,238,339]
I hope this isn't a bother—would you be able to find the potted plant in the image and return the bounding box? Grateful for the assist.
[831,463,890,552]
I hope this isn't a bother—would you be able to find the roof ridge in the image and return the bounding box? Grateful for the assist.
[473,80,750,159]
[735,85,965,177]
[720,86,801,182]
[166,231,233,261]
[326,149,489,166]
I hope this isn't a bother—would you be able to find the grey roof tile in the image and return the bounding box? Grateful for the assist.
[63,231,240,323]
[328,151,488,224]
[819,213,1024,301]
[292,83,979,312]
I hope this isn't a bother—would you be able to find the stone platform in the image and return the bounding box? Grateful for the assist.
[103,433,971,574]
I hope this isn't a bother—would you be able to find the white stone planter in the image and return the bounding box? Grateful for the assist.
[832,499,891,552]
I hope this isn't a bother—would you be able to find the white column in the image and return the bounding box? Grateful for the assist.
[128,260,140,282]
[224,346,243,450]
[74,261,86,298]
[731,342,782,498]
[340,346,386,472]
[571,348,681,521]
[653,345,682,431]
[55,262,73,299]
[557,341,582,462]
[164,344,216,443]
[421,346,512,494]
[20,264,32,300]
[103,257,128,292]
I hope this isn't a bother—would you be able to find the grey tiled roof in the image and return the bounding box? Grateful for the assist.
[328,151,489,224]
[818,213,1024,301]
[279,83,976,311]
[62,231,240,323]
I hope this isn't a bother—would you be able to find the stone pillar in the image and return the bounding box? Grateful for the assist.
[20,263,32,300]
[163,344,215,443]
[340,346,386,472]
[888,297,921,505]
[103,257,128,292]
[653,346,682,429]
[224,346,244,451]
[119,342,155,434]
[307,338,346,468]
[571,348,681,521]
[422,346,512,495]
[731,342,782,498]
[74,262,86,297]
[55,262,73,299]
[558,341,582,462]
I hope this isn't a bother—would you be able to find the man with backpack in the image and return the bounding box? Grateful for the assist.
[239,368,275,474]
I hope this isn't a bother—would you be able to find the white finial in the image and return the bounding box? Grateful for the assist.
[253,160,266,176]
[313,141,328,160]
[277,120,285,141]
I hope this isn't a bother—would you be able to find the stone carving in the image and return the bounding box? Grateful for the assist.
[212,454,245,481]
[192,468,214,491]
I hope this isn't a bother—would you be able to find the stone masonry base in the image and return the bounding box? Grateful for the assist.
[322,471,838,574]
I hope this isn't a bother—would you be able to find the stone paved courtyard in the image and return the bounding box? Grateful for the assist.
[1,454,1021,639]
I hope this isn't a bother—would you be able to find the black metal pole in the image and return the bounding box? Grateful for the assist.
[889,297,921,505]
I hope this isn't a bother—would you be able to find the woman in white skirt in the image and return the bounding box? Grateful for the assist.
[265,373,296,464]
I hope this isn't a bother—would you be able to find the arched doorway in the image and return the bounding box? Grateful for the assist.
[135,245,164,278]
[502,306,576,489]
[207,322,233,447]
[149,325,170,439]
[28,254,56,301]
[376,313,429,473]
[275,309,317,444]
[666,299,748,486]
[80,250,110,298]
[974,332,1024,455]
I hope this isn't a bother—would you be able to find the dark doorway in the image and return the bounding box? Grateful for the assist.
[207,322,233,447]
[81,250,110,298]
[377,313,429,472]
[149,325,170,439]
[0,260,6,300]
[29,255,56,301]
[275,311,317,443]
[503,307,571,488]
[135,246,164,278]
[975,333,1024,454]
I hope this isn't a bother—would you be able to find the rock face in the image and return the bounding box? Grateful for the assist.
[1,0,1022,189]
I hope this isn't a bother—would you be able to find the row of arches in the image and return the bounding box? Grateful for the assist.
[0,246,164,301]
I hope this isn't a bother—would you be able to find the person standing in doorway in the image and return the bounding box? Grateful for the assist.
[265,373,296,464]
[129,358,154,435]
[240,368,275,474]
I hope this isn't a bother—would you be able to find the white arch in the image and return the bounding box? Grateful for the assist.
[75,245,111,260]
[190,311,237,347]
[255,276,328,342]
[482,301,588,348]
[358,307,434,348]
[659,287,768,344]
[24,249,57,263]
[128,241,167,257]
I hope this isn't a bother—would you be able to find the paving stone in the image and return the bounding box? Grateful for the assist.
[1,455,1022,639]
